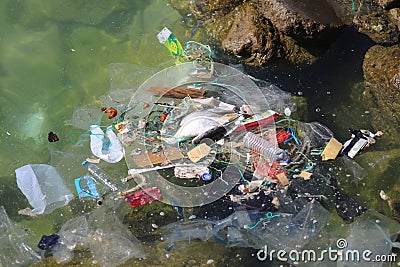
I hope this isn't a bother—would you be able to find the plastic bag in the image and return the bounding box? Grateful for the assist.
[53,207,145,266]
[90,125,124,163]
[0,206,41,266]
[15,164,74,215]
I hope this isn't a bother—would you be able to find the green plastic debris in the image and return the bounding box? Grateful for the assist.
[157,27,184,64]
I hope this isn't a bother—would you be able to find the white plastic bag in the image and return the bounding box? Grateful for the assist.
[90,125,124,163]
[15,164,74,215]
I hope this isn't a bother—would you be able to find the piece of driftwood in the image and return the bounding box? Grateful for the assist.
[147,86,206,98]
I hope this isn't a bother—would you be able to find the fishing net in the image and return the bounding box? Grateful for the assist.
[118,62,275,208]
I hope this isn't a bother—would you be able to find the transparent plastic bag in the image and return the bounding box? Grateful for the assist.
[87,208,145,267]
[15,164,74,215]
[89,125,124,163]
[53,207,145,266]
[0,206,41,266]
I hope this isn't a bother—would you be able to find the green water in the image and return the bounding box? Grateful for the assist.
[0,0,190,255]
[0,1,185,203]
[1,1,399,266]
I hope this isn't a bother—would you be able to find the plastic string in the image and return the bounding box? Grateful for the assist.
[244,212,281,230]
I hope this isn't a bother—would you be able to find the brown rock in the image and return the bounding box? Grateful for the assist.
[388,8,400,30]
[373,0,400,9]
[253,0,342,38]
[353,11,399,44]
[362,45,400,143]
[220,2,316,65]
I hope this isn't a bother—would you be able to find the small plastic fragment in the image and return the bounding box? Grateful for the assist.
[321,137,343,161]
[38,234,60,250]
[125,187,163,208]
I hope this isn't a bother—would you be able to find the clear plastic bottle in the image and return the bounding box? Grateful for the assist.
[85,163,119,192]
[243,132,287,161]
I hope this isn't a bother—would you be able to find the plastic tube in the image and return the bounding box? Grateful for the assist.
[86,163,119,192]
[243,132,287,161]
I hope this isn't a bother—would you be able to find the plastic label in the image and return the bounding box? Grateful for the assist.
[157,27,183,63]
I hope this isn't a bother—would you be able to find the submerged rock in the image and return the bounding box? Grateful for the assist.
[362,44,400,144]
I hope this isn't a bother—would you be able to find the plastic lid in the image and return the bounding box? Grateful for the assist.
[201,173,212,181]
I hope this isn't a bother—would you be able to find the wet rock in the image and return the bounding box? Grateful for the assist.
[388,8,400,30]
[199,1,316,65]
[221,2,293,65]
[353,11,399,44]
[362,44,400,144]
[373,0,400,9]
[253,0,342,38]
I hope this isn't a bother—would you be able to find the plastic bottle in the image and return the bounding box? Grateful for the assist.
[85,163,119,192]
[243,132,287,161]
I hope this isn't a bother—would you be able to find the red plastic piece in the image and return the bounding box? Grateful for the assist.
[276,130,291,145]
[234,113,280,132]
[253,161,287,182]
[125,187,163,208]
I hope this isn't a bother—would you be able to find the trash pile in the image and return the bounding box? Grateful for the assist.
[2,28,399,267]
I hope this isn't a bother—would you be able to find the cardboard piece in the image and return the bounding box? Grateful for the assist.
[132,147,184,167]
[321,137,343,161]
[299,171,312,180]
[276,173,289,187]
[187,143,211,163]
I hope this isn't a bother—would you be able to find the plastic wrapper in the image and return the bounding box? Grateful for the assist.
[53,206,145,266]
[89,125,124,163]
[297,121,334,148]
[0,206,41,266]
[15,164,74,215]
[161,201,330,255]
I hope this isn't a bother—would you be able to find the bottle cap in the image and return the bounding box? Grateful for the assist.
[201,173,212,181]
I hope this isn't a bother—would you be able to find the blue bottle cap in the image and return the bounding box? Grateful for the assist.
[285,158,291,164]
[201,173,212,181]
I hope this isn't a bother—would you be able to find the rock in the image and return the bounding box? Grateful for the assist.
[221,2,283,65]
[170,0,400,66]
[388,8,400,30]
[353,11,399,44]
[213,2,317,65]
[253,0,342,38]
[373,0,400,9]
[362,45,400,144]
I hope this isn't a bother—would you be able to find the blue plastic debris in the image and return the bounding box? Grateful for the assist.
[201,173,212,181]
[38,234,60,250]
[74,176,100,199]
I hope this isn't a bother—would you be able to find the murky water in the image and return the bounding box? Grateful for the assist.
[0,1,398,266]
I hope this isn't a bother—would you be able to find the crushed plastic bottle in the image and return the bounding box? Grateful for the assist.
[85,163,119,192]
[243,132,287,161]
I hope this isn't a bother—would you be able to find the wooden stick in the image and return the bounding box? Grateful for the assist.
[147,86,206,99]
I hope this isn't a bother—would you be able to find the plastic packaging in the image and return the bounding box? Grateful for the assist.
[90,125,124,163]
[37,234,60,250]
[243,132,287,161]
[86,163,119,192]
[124,187,162,208]
[53,207,145,266]
[0,206,41,266]
[15,164,74,215]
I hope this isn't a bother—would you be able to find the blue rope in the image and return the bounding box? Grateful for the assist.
[244,212,280,230]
